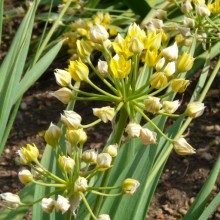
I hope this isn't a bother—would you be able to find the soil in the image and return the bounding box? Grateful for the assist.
[1,2,220,220]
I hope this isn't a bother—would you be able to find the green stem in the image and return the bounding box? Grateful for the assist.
[81,119,102,129]
[90,190,122,197]
[88,185,121,191]
[31,179,66,188]
[132,54,139,92]
[134,105,173,142]
[79,192,97,220]
[158,111,185,118]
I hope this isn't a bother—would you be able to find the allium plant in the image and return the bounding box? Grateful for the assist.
[1,0,220,220]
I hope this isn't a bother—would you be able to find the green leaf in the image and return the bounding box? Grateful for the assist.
[122,0,151,19]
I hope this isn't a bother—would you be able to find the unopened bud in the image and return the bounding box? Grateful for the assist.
[66,128,87,145]
[155,57,165,71]
[183,16,195,28]
[74,176,88,192]
[54,69,72,87]
[52,88,73,104]
[55,195,70,214]
[186,101,205,118]
[140,128,157,144]
[161,42,178,61]
[90,24,109,43]
[76,39,93,59]
[173,137,196,155]
[97,153,112,169]
[0,192,21,209]
[61,110,82,129]
[97,60,109,77]
[196,3,211,16]
[82,149,97,163]
[176,52,195,72]
[44,123,62,147]
[18,169,33,184]
[98,214,111,220]
[163,100,180,114]
[181,1,193,13]
[93,106,115,123]
[144,49,159,67]
[125,122,142,138]
[41,198,55,213]
[58,155,75,173]
[144,97,162,114]
[104,144,118,157]
[164,62,176,77]
[122,178,140,195]
[129,37,144,54]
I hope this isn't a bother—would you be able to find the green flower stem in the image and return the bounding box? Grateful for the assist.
[127,87,153,101]
[88,185,121,191]
[87,59,119,95]
[34,160,66,184]
[90,190,122,197]
[79,192,97,220]
[86,79,121,102]
[20,187,64,206]
[81,119,102,129]
[135,64,148,89]
[84,7,127,13]
[132,54,140,92]
[148,84,170,97]
[92,107,128,218]
[157,90,174,99]
[158,111,186,118]
[31,179,66,188]
[134,105,173,142]
[74,96,116,102]
[101,42,112,63]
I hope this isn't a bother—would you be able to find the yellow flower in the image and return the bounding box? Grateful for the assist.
[171,78,190,93]
[126,23,146,43]
[66,128,87,145]
[150,72,168,89]
[144,49,160,67]
[208,0,220,13]
[20,144,39,163]
[54,69,72,87]
[68,59,89,81]
[58,155,75,173]
[110,54,131,78]
[76,39,93,59]
[112,34,133,58]
[144,31,162,50]
[177,52,195,72]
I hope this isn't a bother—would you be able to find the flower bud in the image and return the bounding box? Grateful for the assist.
[54,69,71,87]
[74,176,88,192]
[163,100,180,114]
[18,169,33,184]
[155,57,165,71]
[58,155,75,173]
[93,106,115,123]
[68,59,89,82]
[82,149,97,163]
[161,42,178,61]
[31,166,44,180]
[181,1,193,13]
[20,144,39,163]
[140,128,157,144]
[44,123,62,147]
[173,137,196,155]
[171,79,190,93]
[150,72,168,89]
[61,110,82,129]
[90,24,109,43]
[186,101,205,118]
[144,97,162,114]
[41,198,55,213]
[122,178,140,195]
[52,88,73,104]
[176,52,195,72]
[76,39,93,59]
[97,60,109,77]
[55,195,70,214]
[66,128,87,145]
[144,49,160,67]
[104,144,118,157]
[129,37,144,54]
[110,54,131,78]
[196,3,211,16]
[0,192,21,209]
[98,214,111,220]
[125,122,142,138]
[164,62,176,77]
[183,16,195,28]
[155,9,167,20]
[97,153,112,169]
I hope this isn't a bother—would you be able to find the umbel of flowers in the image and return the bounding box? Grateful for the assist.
[0,22,206,219]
